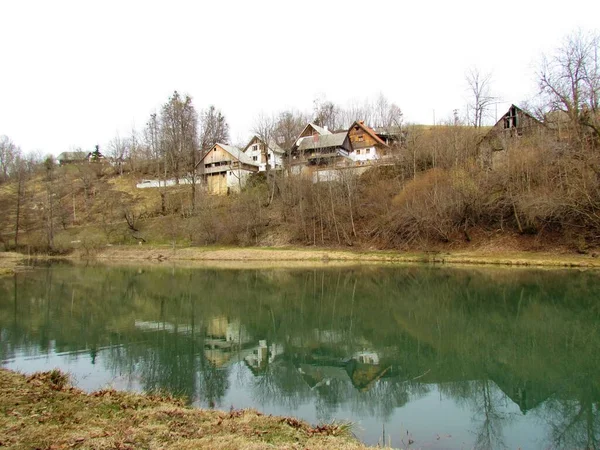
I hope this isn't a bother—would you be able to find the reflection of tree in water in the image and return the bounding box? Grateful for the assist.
[440,379,514,450]
[250,359,312,410]
[470,380,513,450]
[537,383,600,450]
[197,360,229,408]
[4,264,600,449]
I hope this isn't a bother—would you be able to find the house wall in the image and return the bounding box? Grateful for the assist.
[348,124,383,163]
[244,140,283,172]
[348,124,380,149]
[350,146,380,163]
[203,145,232,166]
[312,165,369,183]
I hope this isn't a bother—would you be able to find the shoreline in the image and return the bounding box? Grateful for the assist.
[0,368,370,449]
[86,245,600,268]
[3,246,600,271]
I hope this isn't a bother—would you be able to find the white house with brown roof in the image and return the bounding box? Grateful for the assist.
[197,143,259,194]
[347,120,390,164]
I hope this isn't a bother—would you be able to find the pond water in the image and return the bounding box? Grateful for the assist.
[1,262,599,449]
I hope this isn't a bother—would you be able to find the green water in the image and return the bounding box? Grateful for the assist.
[1,262,599,449]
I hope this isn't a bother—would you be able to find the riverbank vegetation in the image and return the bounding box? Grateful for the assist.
[0,369,368,449]
[1,30,599,256]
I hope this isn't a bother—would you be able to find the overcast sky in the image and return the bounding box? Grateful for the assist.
[1,0,599,156]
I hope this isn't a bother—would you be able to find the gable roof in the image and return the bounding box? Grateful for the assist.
[243,136,285,155]
[297,122,333,139]
[309,123,332,135]
[349,121,389,147]
[297,132,349,151]
[493,104,542,128]
[199,143,259,167]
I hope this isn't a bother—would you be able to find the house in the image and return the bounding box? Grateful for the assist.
[197,143,259,194]
[478,104,545,167]
[243,136,285,172]
[347,120,390,164]
[374,126,405,148]
[296,122,332,140]
[57,151,91,165]
[291,123,352,172]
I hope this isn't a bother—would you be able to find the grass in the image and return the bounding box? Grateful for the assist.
[0,252,25,276]
[87,245,600,269]
[0,369,372,449]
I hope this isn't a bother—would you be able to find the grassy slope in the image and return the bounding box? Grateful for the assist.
[0,369,370,450]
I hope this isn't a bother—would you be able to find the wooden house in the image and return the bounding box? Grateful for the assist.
[295,122,332,142]
[478,104,545,167]
[197,143,259,194]
[243,136,285,172]
[347,120,390,164]
[291,122,351,172]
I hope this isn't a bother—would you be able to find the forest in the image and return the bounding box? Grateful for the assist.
[0,30,599,254]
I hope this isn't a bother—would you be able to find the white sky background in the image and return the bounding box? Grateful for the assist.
[1,0,599,156]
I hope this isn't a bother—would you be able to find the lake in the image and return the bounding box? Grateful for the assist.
[1,262,599,449]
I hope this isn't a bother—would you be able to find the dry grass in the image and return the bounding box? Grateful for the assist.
[0,252,25,276]
[0,369,371,450]
[89,245,600,269]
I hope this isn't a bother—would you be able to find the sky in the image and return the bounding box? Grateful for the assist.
[1,0,599,156]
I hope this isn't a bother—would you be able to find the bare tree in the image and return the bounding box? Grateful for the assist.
[253,113,277,176]
[313,98,341,131]
[0,135,19,183]
[108,133,128,175]
[538,29,600,139]
[373,93,404,128]
[159,91,199,210]
[465,67,495,127]
[274,110,307,152]
[199,105,229,153]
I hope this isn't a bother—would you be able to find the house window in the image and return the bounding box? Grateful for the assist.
[366,148,370,154]
[357,135,364,142]
[253,156,257,161]
[252,144,258,151]
[356,149,361,155]
[268,154,271,159]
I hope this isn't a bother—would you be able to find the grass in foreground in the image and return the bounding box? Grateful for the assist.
[0,369,370,449]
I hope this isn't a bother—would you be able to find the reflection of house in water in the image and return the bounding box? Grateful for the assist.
[298,363,352,389]
[134,317,253,368]
[244,339,284,375]
[490,370,553,415]
[204,316,252,367]
[293,349,392,392]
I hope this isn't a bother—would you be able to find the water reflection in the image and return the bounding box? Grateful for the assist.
[1,263,599,449]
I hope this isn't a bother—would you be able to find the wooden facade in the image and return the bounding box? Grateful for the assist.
[479,105,546,168]
[198,143,259,194]
[347,121,389,163]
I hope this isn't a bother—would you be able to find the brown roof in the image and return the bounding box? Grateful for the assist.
[349,121,389,147]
